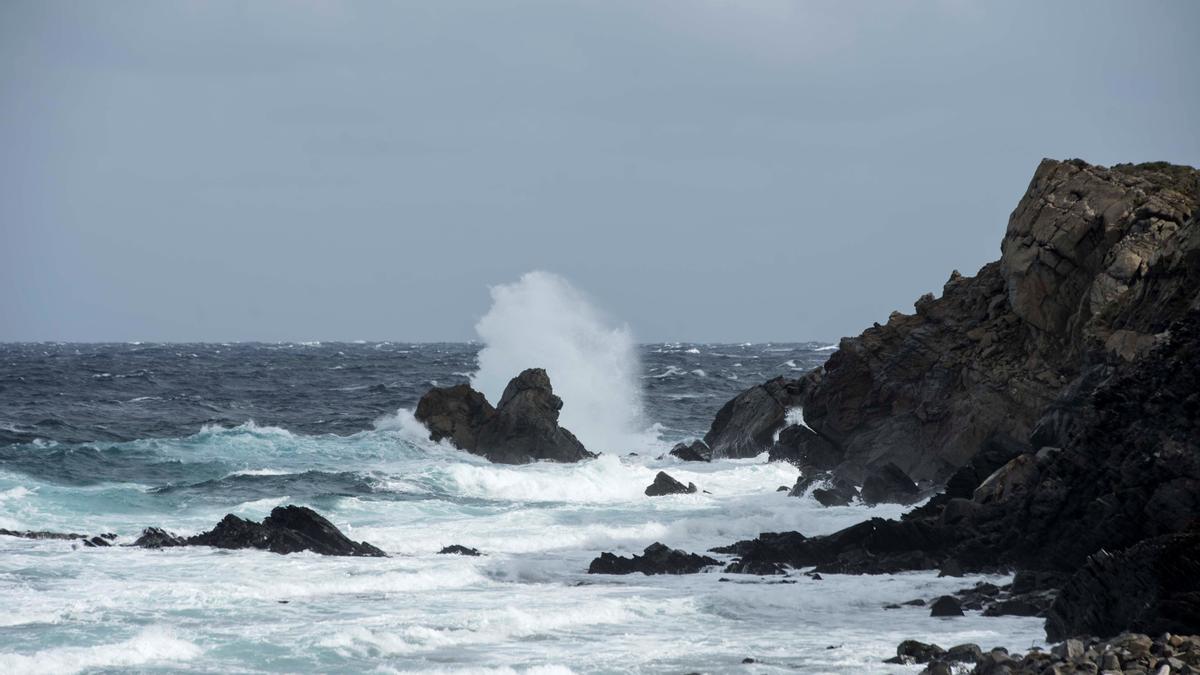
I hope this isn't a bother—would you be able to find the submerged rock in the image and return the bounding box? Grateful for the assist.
[929,596,964,617]
[0,528,111,542]
[668,439,712,462]
[133,527,187,548]
[644,471,697,497]
[414,368,595,464]
[587,542,719,575]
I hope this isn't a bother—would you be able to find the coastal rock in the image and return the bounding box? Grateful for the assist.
[415,368,595,464]
[132,527,186,548]
[0,528,109,542]
[739,160,1200,483]
[669,439,712,462]
[438,544,482,556]
[644,471,697,497]
[703,377,805,458]
[767,424,841,470]
[929,596,964,617]
[587,542,719,575]
[1045,529,1200,641]
[184,505,386,557]
[859,462,920,505]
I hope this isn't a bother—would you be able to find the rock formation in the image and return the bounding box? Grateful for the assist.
[414,368,595,464]
[715,159,1199,484]
[702,377,805,458]
[668,439,711,462]
[644,471,697,496]
[133,505,386,557]
[588,542,719,575]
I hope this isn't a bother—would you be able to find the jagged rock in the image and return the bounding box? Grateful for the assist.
[767,424,841,469]
[774,160,1200,483]
[182,505,386,557]
[930,595,964,617]
[132,527,186,548]
[669,440,712,462]
[587,542,719,575]
[860,462,920,505]
[438,544,482,556]
[644,471,697,497]
[415,368,596,464]
[1045,529,1200,641]
[812,477,859,507]
[703,377,806,458]
[894,640,946,664]
[723,559,787,575]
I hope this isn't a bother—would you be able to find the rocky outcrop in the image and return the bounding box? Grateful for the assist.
[767,423,841,470]
[587,542,719,575]
[702,377,805,458]
[1045,529,1200,641]
[438,544,482,556]
[0,528,116,543]
[414,368,595,464]
[716,160,1199,484]
[908,633,1200,675]
[668,439,711,462]
[859,462,920,505]
[135,505,386,557]
[644,471,697,496]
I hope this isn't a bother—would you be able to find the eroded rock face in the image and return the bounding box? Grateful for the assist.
[137,505,387,557]
[414,368,595,464]
[703,377,806,458]
[774,160,1199,484]
[669,439,711,462]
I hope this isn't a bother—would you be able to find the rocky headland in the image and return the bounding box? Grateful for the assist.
[650,159,1200,649]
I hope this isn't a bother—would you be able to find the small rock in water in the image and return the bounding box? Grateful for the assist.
[929,595,964,617]
[669,439,712,462]
[588,542,719,575]
[644,471,698,497]
[438,544,482,556]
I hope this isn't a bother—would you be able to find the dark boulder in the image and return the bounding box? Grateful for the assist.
[895,640,946,664]
[644,471,697,497]
[132,527,186,548]
[703,377,806,458]
[415,368,595,464]
[183,505,386,557]
[929,595,964,617]
[811,476,859,507]
[669,440,712,462]
[438,544,482,556]
[859,462,920,505]
[587,542,719,575]
[723,559,787,575]
[1045,529,1200,641]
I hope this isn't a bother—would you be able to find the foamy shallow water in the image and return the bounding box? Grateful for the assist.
[0,422,1045,674]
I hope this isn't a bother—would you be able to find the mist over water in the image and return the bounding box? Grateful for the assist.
[471,271,656,454]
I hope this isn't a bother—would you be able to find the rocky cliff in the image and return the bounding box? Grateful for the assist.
[733,158,1200,483]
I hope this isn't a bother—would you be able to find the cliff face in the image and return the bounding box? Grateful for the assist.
[797,159,1200,482]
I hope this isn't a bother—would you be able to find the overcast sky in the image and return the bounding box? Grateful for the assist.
[2,1,1198,343]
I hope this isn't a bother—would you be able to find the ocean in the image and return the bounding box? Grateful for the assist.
[0,340,1045,673]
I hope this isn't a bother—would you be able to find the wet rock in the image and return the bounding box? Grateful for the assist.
[895,640,946,664]
[0,528,95,541]
[645,471,697,497]
[703,377,806,458]
[859,462,920,505]
[132,527,186,548]
[669,440,712,462]
[945,643,982,663]
[415,368,595,464]
[184,505,386,557]
[723,559,786,575]
[414,383,495,452]
[438,545,482,556]
[768,424,841,470]
[811,482,857,507]
[930,595,964,617]
[587,542,719,575]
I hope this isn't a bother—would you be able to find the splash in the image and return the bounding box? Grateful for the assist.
[471,271,656,454]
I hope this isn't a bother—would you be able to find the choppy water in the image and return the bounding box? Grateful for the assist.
[0,342,1044,673]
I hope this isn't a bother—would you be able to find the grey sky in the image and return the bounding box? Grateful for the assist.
[2,1,1198,343]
